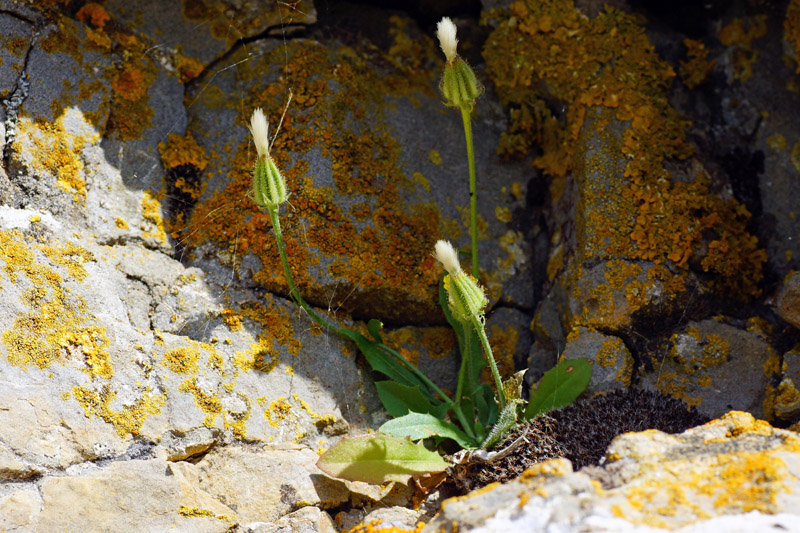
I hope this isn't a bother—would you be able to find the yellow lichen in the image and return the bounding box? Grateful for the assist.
[14,116,95,204]
[141,190,168,242]
[72,384,166,437]
[178,378,222,427]
[718,16,767,82]
[162,346,201,374]
[0,230,115,379]
[785,0,800,73]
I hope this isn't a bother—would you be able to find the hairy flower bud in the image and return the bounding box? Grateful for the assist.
[435,240,487,321]
[249,109,288,210]
[436,17,458,63]
[436,17,482,110]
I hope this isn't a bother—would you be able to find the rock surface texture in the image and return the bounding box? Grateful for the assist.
[1,0,800,531]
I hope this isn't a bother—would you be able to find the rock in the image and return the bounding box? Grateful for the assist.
[181,19,533,325]
[103,0,317,67]
[424,412,800,532]
[562,327,633,395]
[245,506,336,533]
[777,271,800,329]
[640,318,777,420]
[38,458,237,532]
[774,347,800,422]
[184,445,350,524]
[160,426,220,462]
[0,486,41,532]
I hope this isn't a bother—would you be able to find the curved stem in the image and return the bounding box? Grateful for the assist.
[470,316,506,409]
[460,106,479,279]
[268,206,477,441]
[268,207,343,335]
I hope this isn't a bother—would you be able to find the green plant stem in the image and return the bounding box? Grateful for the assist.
[268,206,342,335]
[378,343,476,442]
[267,206,477,442]
[470,317,506,409]
[460,105,479,279]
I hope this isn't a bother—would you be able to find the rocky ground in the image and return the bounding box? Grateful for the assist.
[1,0,800,531]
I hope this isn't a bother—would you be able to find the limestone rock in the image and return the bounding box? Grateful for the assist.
[245,506,336,533]
[0,486,41,532]
[186,445,350,524]
[424,412,800,532]
[38,458,237,532]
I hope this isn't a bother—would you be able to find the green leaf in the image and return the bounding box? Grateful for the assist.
[338,329,425,390]
[375,381,447,418]
[380,412,475,449]
[316,434,447,485]
[523,358,593,420]
[367,319,384,343]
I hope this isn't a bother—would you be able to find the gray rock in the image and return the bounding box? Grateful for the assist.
[777,271,800,329]
[640,318,776,420]
[103,0,317,67]
[562,327,633,395]
[182,29,533,325]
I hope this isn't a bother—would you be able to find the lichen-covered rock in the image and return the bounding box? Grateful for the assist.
[424,412,800,532]
[562,326,633,394]
[777,271,800,329]
[640,318,777,420]
[485,0,768,388]
[181,22,533,325]
[103,0,317,67]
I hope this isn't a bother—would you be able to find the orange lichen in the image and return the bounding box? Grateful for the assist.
[718,16,767,82]
[76,3,111,30]
[785,0,800,73]
[680,38,715,89]
[186,39,446,322]
[158,132,209,171]
[176,53,205,84]
[484,0,766,300]
[106,55,156,140]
